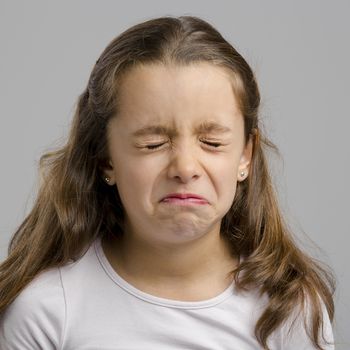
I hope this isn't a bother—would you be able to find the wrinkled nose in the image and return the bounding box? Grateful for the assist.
[166,142,202,183]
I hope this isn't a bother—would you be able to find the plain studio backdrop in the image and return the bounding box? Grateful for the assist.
[0,1,349,348]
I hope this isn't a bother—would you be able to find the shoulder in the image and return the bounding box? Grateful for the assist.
[279,295,335,350]
[0,267,66,350]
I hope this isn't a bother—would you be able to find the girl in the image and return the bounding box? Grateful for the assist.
[0,15,336,349]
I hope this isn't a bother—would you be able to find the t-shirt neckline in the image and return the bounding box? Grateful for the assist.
[94,235,237,309]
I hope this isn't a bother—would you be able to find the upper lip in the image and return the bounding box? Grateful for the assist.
[161,193,207,201]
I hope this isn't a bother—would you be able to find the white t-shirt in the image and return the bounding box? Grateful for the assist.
[0,236,335,349]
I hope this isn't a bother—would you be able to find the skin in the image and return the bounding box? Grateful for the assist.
[101,62,253,301]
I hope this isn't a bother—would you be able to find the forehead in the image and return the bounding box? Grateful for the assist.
[113,62,243,134]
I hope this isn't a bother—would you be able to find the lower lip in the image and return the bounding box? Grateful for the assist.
[161,197,208,205]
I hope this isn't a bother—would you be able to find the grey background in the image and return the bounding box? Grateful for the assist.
[0,1,348,348]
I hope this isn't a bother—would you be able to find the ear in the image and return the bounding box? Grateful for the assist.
[99,159,116,185]
[237,135,253,182]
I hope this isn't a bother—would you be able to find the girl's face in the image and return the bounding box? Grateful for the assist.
[103,62,252,247]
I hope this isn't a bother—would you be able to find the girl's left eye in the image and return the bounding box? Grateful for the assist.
[202,140,222,148]
[145,140,222,150]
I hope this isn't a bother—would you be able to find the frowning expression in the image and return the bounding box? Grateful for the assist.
[103,62,252,245]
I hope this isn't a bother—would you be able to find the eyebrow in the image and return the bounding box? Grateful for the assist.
[132,121,232,137]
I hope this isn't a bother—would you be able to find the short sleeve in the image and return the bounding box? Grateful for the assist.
[281,297,335,350]
[0,268,66,350]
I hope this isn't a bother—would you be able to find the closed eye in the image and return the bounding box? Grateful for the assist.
[202,141,222,148]
[145,143,166,150]
[145,140,223,150]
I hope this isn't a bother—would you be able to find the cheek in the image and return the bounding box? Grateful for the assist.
[212,156,240,201]
[213,154,239,181]
[114,158,155,201]
[218,169,238,200]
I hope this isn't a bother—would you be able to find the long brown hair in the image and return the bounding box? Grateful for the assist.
[0,15,335,349]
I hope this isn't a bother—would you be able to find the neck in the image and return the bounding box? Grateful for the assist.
[101,226,238,299]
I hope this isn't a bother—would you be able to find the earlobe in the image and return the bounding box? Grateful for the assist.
[238,170,247,180]
[102,172,115,185]
[237,136,253,181]
[99,159,115,185]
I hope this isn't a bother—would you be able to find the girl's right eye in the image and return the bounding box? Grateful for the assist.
[145,143,166,150]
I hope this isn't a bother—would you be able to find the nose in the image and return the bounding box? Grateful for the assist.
[166,141,202,183]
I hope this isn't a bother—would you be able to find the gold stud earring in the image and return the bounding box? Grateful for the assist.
[240,171,245,177]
